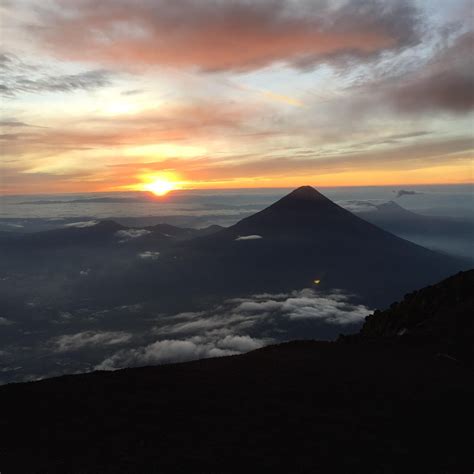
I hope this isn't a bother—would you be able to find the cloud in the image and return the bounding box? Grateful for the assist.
[385,32,474,114]
[0,119,37,128]
[217,335,264,352]
[96,288,371,371]
[235,235,263,241]
[5,223,24,228]
[54,331,132,352]
[95,338,238,370]
[233,289,370,325]
[0,53,113,97]
[394,190,421,198]
[33,0,420,72]
[0,317,14,326]
[116,228,151,242]
[3,131,472,195]
[0,100,255,160]
[138,251,160,260]
[236,300,282,312]
[21,197,144,205]
[155,313,251,336]
[280,291,370,324]
[64,221,98,228]
[338,200,379,213]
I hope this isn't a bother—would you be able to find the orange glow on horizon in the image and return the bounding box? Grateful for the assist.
[143,178,176,196]
[1,162,472,196]
[130,172,184,196]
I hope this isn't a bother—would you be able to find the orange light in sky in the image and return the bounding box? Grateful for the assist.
[144,178,176,196]
[119,171,184,195]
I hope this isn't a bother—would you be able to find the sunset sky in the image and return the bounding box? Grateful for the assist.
[1,0,473,195]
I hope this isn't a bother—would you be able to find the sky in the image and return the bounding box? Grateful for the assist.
[1,0,473,195]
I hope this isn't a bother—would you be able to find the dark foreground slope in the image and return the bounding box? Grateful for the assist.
[359,269,474,362]
[1,271,473,473]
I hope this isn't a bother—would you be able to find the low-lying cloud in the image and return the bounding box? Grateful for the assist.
[235,235,263,241]
[54,331,133,352]
[64,221,98,228]
[96,337,246,370]
[233,289,370,324]
[394,190,421,198]
[97,288,371,370]
[338,200,380,213]
[138,251,160,260]
[116,229,151,242]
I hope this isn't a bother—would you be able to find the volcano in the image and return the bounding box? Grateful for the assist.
[180,186,465,306]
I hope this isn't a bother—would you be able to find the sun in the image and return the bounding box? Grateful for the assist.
[144,178,176,196]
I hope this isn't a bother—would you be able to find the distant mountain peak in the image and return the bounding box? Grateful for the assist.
[221,185,362,238]
[369,201,419,218]
[283,186,328,201]
[267,186,335,213]
[377,201,409,211]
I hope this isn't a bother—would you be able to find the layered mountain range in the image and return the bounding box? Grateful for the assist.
[0,187,467,310]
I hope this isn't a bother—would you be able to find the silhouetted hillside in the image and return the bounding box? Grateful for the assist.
[1,271,473,473]
[358,269,474,362]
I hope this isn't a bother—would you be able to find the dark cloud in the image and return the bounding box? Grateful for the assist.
[121,89,145,96]
[0,317,14,326]
[394,190,422,198]
[388,32,474,114]
[362,131,433,146]
[0,53,113,97]
[33,0,421,72]
[0,120,37,128]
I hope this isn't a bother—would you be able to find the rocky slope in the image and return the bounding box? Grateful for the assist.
[358,269,474,362]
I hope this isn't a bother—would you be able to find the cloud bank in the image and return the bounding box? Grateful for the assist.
[0,53,112,97]
[116,228,151,242]
[54,331,132,352]
[394,190,422,199]
[387,32,474,114]
[64,221,98,228]
[35,0,420,72]
[97,288,371,370]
